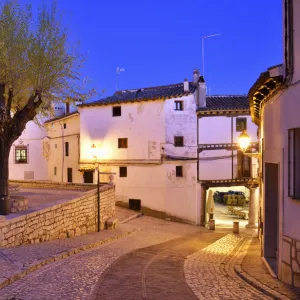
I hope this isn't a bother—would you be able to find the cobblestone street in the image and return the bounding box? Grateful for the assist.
[0,215,294,299]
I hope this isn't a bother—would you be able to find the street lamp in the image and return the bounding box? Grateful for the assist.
[91,144,101,232]
[238,130,262,159]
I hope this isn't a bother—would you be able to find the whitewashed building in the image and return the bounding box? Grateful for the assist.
[248,0,300,287]
[197,96,259,226]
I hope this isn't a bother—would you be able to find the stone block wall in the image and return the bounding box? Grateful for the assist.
[0,184,115,248]
[9,180,96,191]
[281,235,300,288]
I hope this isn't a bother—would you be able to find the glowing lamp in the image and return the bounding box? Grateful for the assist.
[238,130,251,152]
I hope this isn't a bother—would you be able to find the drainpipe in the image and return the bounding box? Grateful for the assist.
[197,115,199,181]
[59,121,65,182]
[231,116,234,179]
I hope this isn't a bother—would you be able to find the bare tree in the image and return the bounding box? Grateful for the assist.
[0,1,94,214]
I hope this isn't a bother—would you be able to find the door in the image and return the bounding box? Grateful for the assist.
[67,168,73,183]
[237,150,251,178]
[83,171,94,183]
[264,163,279,274]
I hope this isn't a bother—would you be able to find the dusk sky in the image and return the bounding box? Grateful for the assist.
[22,0,282,101]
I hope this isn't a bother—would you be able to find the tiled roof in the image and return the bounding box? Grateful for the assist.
[78,80,203,107]
[196,95,249,112]
[44,111,79,124]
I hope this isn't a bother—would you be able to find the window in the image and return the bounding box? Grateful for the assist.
[174,136,184,147]
[113,106,121,117]
[65,142,69,156]
[55,144,57,149]
[54,167,57,176]
[119,167,127,177]
[64,123,66,129]
[176,166,183,177]
[236,117,247,132]
[118,138,128,148]
[15,146,28,164]
[288,128,300,199]
[174,101,183,111]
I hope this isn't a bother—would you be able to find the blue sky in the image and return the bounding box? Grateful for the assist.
[21,0,282,100]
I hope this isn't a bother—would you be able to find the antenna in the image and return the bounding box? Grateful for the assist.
[116,67,125,91]
[202,33,222,78]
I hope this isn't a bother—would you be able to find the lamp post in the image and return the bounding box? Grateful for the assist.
[91,144,101,232]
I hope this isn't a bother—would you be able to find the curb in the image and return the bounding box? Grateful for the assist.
[234,238,290,300]
[120,212,143,224]
[0,228,138,290]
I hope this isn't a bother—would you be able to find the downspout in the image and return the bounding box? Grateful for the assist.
[284,0,294,85]
[59,121,65,182]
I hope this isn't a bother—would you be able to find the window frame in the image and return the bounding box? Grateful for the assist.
[65,141,69,156]
[288,128,300,199]
[174,101,183,111]
[119,166,127,177]
[174,136,184,147]
[236,117,247,132]
[112,106,122,117]
[15,145,28,164]
[176,166,183,177]
[118,138,128,149]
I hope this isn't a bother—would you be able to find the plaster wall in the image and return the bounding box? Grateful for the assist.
[45,115,82,183]
[198,115,258,180]
[9,121,48,181]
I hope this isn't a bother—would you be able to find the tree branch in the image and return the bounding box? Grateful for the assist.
[6,88,13,117]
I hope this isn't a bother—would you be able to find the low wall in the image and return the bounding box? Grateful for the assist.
[9,180,97,191]
[281,234,300,288]
[0,184,115,247]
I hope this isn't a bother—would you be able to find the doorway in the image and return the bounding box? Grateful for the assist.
[83,171,94,183]
[264,162,279,275]
[67,168,73,183]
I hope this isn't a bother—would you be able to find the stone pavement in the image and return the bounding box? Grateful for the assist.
[0,207,139,289]
[240,238,300,299]
[0,213,299,299]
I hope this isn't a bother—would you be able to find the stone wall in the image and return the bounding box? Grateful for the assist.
[0,184,115,248]
[9,180,96,191]
[281,235,300,288]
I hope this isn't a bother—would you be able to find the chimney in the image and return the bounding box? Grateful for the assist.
[183,78,189,93]
[192,69,206,107]
[193,69,200,83]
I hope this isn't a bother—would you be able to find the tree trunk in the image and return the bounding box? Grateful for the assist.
[0,137,10,215]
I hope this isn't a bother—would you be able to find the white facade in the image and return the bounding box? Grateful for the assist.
[199,114,258,181]
[78,93,200,224]
[9,121,48,181]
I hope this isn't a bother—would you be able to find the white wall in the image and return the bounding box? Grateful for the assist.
[45,114,82,183]
[198,115,258,180]
[9,121,48,180]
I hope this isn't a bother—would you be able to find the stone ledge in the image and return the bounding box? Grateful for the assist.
[0,228,138,290]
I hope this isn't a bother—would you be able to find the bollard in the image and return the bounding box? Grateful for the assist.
[233,221,239,234]
[209,219,215,230]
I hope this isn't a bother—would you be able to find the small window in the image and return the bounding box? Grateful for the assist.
[236,117,247,132]
[15,146,28,164]
[55,144,57,149]
[176,166,183,177]
[64,123,66,129]
[119,167,127,177]
[174,101,183,111]
[174,136,184,147]
[113,106,121,117]
[65,142,69,156]
[288,128,300,199]
[54,167,57,176]
[118,138,128,148]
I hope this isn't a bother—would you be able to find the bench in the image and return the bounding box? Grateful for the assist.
[106,217,119,230]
